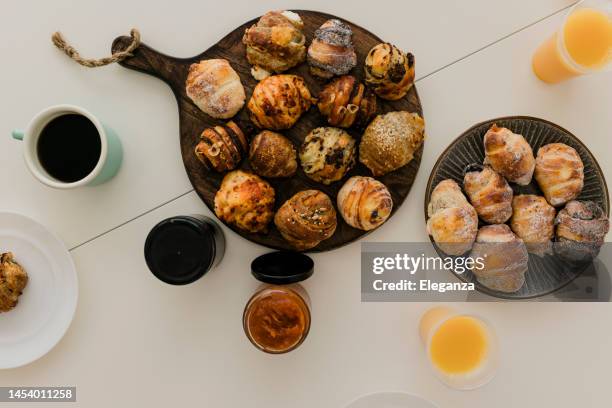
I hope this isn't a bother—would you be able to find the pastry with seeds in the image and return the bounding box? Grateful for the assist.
[274,190,337,250]
[194,121,248,172]
[337,176,393,231]
[359,111,425,176]
[307,19,357,79]
[300,127,356,185]
[249,131,297,178]
[214,170,275,233]
[364,43,415,100]
[185,59,245,119]
[317,75,377,129]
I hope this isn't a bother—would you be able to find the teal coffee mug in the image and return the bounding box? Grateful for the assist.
[12,105,122,189]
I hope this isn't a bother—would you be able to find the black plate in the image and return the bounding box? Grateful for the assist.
[425,116,610,299]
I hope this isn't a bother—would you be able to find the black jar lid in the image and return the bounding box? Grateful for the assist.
[251,251,314,284]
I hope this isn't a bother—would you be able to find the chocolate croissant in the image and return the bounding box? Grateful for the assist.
[248,131,297,178]
[242,10,306,79]
[535,143,584,207]
[364,43,415,100]
[247,75,314,130]
[307,19,357,79]
[274,190,337,251]
[426,179,479,256]
[470,224,529,293]
[555,200,609,262]
[463,165,513,224]
[317,75,377,128]
[194,121,248,172]
[510,194,556,256]
[337,176,393,231]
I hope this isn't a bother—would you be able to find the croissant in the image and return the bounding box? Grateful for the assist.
[483,124,535,185]
[307,19,357,78]
[194,121,248,172]
[555,200,609,262]
[510,194,556,256]
[426,179,478,256]
[470,224,529,293]
[185,59,245,119]
[274,190,337,251]
[248,131,297,178]
[337,176,393,231]
[535,143,584,207]
[364,43,415,100]
[317,75,377,128]
[242,10,306,79]
[247,75,313,130]
[463,165,513,224]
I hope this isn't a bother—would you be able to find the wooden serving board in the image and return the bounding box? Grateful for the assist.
[112,10,423,252]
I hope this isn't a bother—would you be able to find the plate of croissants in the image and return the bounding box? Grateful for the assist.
[425,117,610,299]
[112,10,425,252]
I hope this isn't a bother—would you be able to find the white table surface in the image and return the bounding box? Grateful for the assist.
[1,0,612,407]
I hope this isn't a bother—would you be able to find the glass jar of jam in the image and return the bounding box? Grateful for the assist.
[243,251,314,354]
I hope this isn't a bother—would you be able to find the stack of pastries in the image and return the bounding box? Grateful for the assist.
[427,123,609,293]
[183,10,424,250]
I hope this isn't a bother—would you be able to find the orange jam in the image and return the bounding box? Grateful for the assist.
[243,287,310,353]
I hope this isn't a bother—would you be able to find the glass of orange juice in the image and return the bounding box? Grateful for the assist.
[532,0,612,83]
[419,306,499,390]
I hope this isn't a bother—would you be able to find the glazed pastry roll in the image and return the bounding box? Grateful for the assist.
[214,170,275,233]
[274,190,337,251]
[307,19,357,78]
[555,200,609,262]
[317,75,377,129]
[185,59,245,119]
[247,75,313,130]
[242,10,306,79]
[535,143,584,207]
[483,124,535,185]
[510,195,556,256]
[463,165,513,224]
[337,176,393,231]
[426,179,478,256]
[470,224,529,293]
[364,43,415,100]
[359,111,425,176]
[194,121,248,172]
[248,131,297,178]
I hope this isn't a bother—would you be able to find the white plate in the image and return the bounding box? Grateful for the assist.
[345,392,438,408]
[0,212,78,369]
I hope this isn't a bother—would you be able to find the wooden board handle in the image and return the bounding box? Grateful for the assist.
[111,36,185,89]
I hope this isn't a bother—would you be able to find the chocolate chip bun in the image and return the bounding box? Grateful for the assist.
[364,43,415,100]
[299,127,356,185]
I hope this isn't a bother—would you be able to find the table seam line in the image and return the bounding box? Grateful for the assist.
[416,1,578,83]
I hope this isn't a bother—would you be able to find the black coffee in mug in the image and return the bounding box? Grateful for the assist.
[37,114,102,183]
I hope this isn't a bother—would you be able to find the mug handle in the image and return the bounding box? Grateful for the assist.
[11,129,24,141]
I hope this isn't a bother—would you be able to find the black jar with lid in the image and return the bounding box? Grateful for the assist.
[144,215,225,285]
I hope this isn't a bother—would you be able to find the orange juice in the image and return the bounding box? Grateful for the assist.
[419,307,498,389]
[533,6,612,83]
[429,316,488,374]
